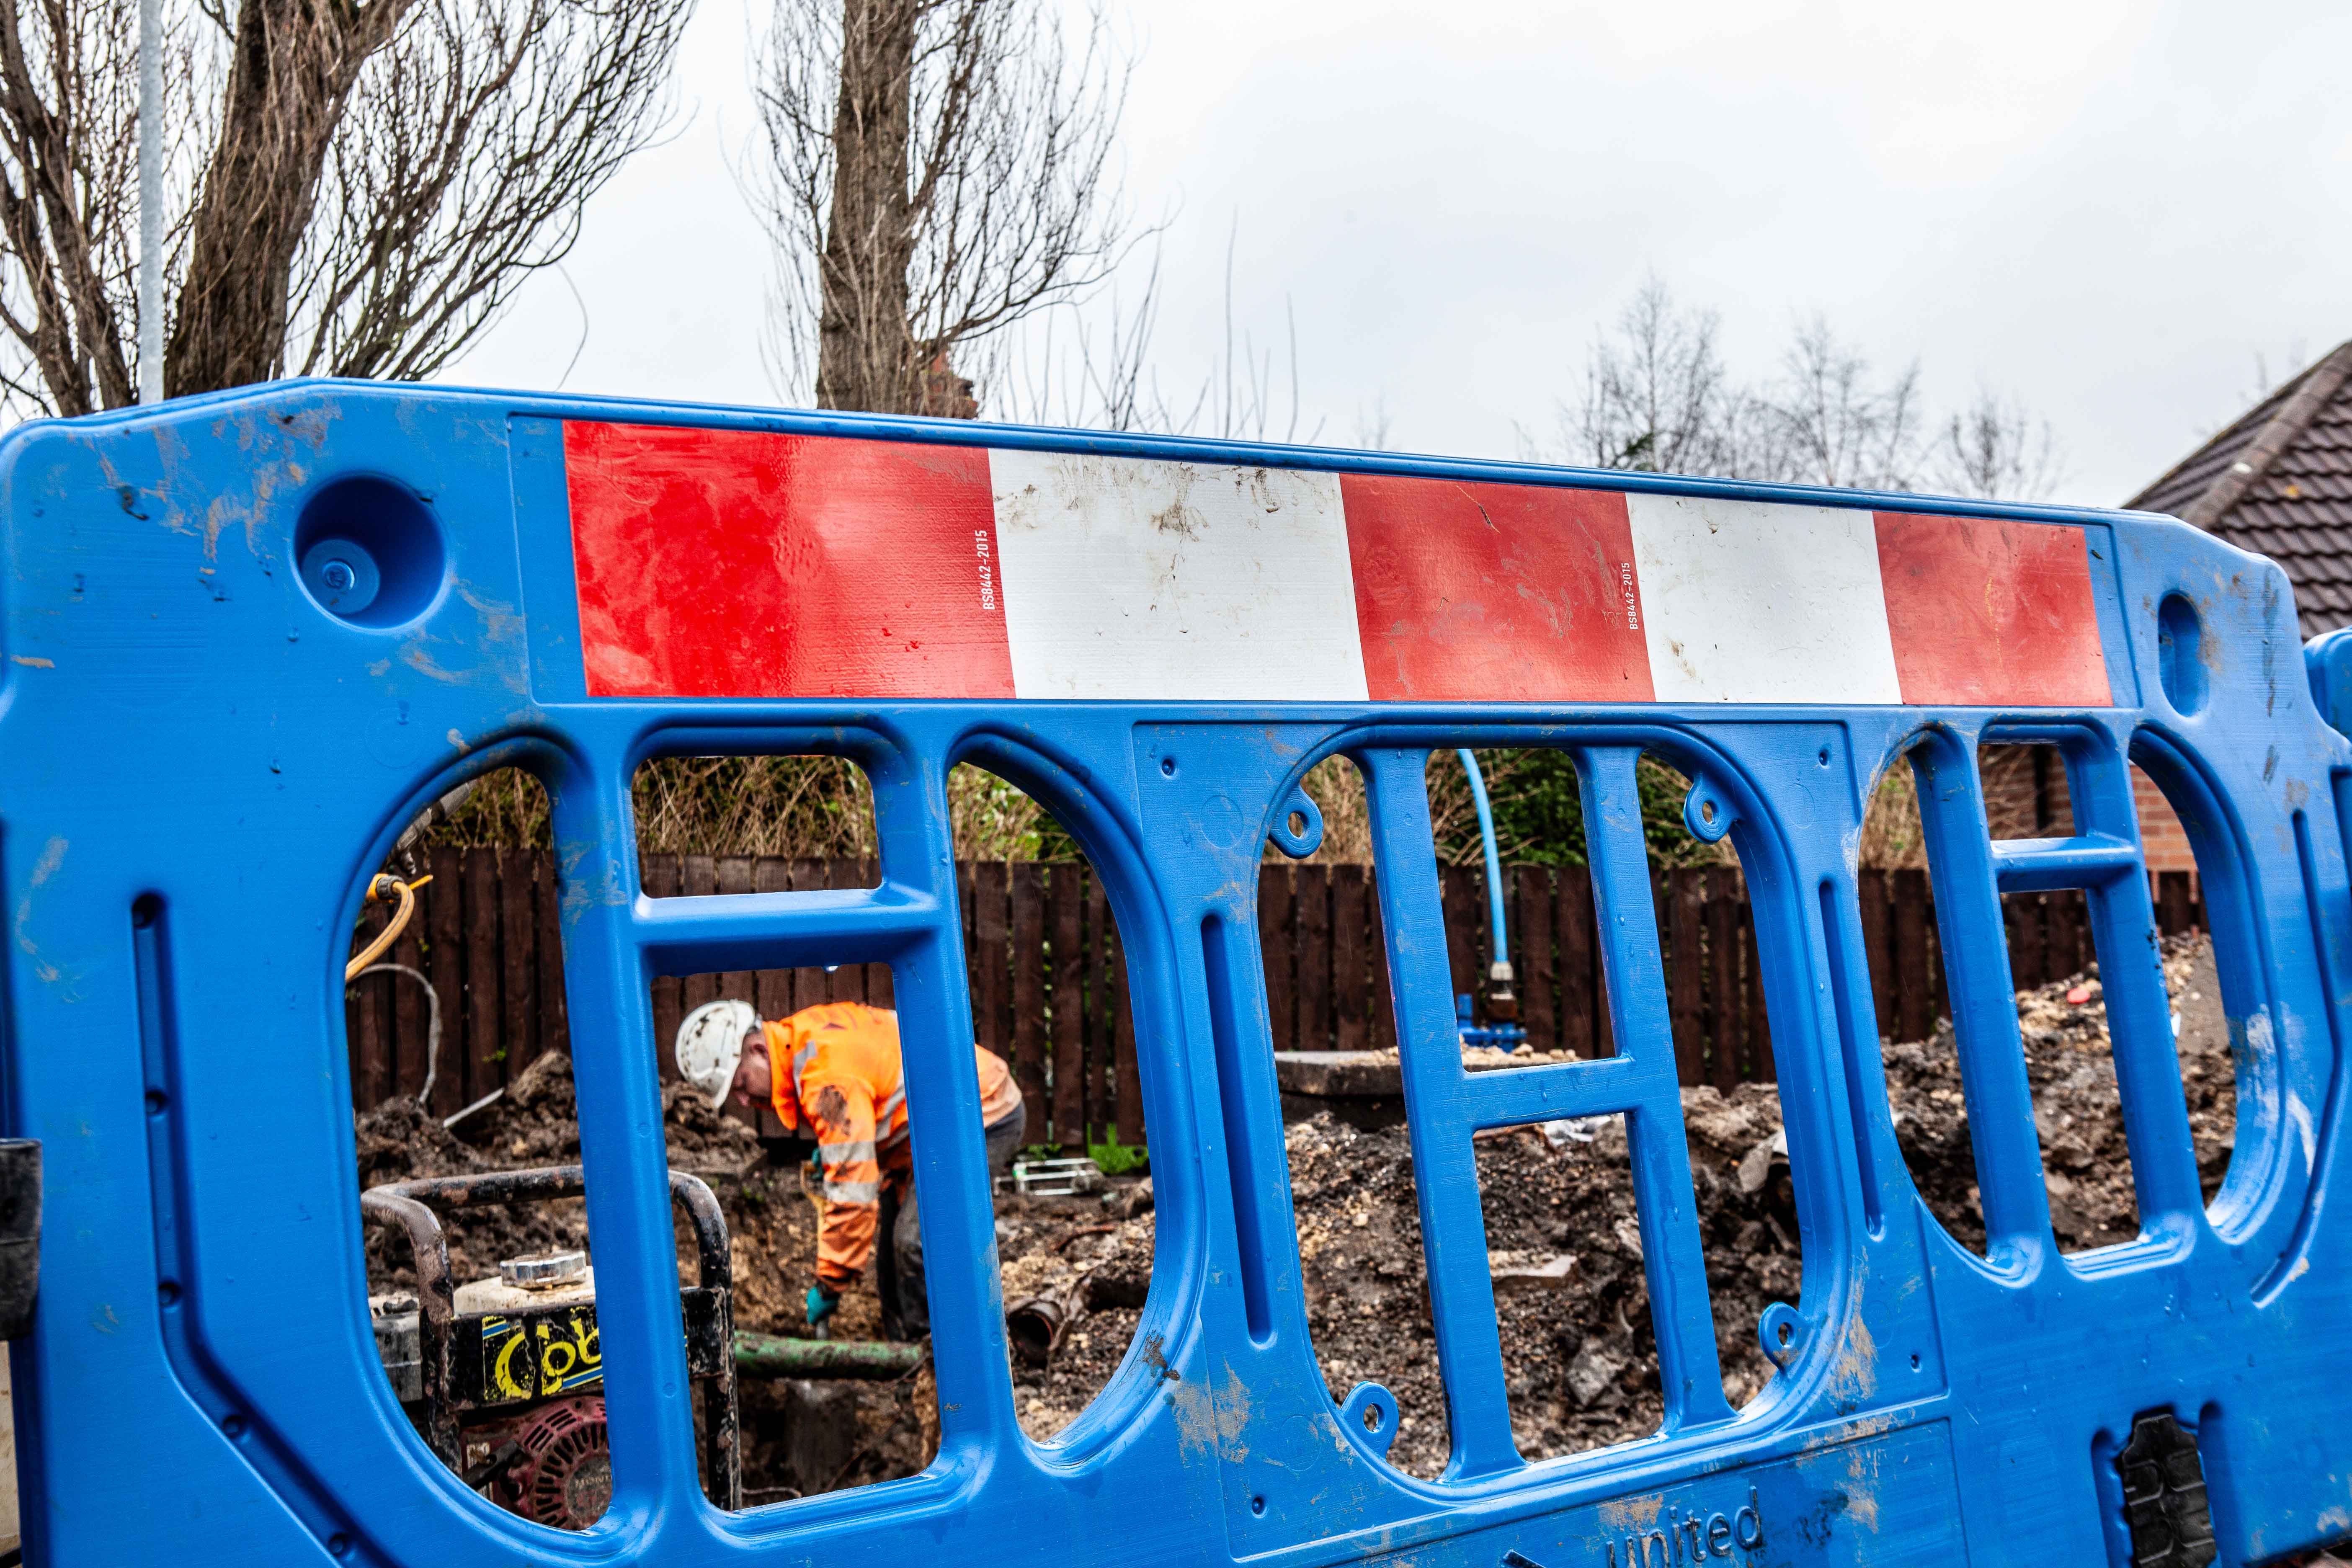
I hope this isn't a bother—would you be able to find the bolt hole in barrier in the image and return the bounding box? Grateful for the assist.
[295,475,448,628]
[2156,593,2208,716]
[1338,1381,1400,1454]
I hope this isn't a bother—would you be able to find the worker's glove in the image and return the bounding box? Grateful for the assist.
[805,1285,840,1327]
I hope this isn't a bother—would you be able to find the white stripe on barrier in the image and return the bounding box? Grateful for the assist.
[1626,495,1903,705]
[989,451,1369,701]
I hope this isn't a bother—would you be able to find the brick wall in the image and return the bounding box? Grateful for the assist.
[1976,744,2197,873]
[2132,766,2197,872]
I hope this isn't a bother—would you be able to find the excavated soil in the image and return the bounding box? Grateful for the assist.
[358,935,2238,1502]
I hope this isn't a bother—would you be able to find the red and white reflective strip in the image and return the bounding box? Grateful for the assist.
[562,422,2113,707]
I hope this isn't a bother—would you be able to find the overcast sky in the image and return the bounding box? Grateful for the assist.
[441,0,2352,508]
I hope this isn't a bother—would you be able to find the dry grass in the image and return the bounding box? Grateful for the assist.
[421,750,1931,870]
[632,756,879,858]
[422,758,1068,863]
[1859,747,2050,870]
[1858,763,1927,870]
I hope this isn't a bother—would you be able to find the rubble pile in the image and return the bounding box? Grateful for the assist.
[356,934,2238,1501]
[1885,933,2233,1253]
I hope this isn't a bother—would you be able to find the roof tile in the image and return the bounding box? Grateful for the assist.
[2127,341,2352,638]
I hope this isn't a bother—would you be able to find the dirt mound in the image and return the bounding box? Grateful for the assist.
[358,1051,770,1298]
[1888,933,2233,1253]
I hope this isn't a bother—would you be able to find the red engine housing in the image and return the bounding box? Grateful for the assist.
[489,1395,611,1529]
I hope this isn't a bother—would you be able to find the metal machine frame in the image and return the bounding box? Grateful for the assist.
[360,1165,739,1510]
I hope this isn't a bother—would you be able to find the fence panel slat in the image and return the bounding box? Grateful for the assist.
[1560,865,1601,1058]
[1011,864,1047,1115]
[958,860,980,1019]
[1331,864,1367,1052]
[1516,865,1554,1054]
[1050,864,1084,1147]
[1296,866,1331,1052]
[2003,890,2031,985]
[714,856,755,1020]
[1259,866,1295,1054]
[784,857,827,1011]
[1667,870,1703,1085]
[1112,913,1142,1148]
[1892,868,1932,1044]
[429,846,468,1114]
[1086,872,1114,1140]
[533,851,567,1061]
[500,847,538,1079]
[464,848,501,1103]
[860,858,893,1004]
[351,904,389,1108]
[1927,884,1949,1023]
[680,856,719,1021]
[1857,869,1892,1039]
[392,905,429,1103]
[827,858,868,1002]
[973,860,1010,1063]
[1706,867,1740,1093]
[2050,890,2086,983]
[753,858,792,1024]
[697,856,752,1129]
[1742,909,1773,1082]
[2156,870,2192,936]
[1086,869,1124,1142]
[1441,864,1481,1012]
[1367,871,1396,1052]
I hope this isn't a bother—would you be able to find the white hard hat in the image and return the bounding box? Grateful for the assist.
[676,1000,760,1107]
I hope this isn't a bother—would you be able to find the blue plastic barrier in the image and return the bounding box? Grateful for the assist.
[0,381,2345,1566]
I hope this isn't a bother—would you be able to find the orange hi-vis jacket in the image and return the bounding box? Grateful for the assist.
[762,1002,1022,1289]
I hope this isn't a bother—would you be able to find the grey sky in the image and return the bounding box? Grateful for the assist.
[441,0,2352,508]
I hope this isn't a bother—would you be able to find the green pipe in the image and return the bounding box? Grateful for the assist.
[731,1330,924,1381]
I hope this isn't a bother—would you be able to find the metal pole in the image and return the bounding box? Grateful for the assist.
[137,0,163,405]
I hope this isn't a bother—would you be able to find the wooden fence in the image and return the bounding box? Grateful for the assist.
[346,854,2208,1143]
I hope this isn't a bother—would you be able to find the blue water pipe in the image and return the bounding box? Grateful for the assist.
[1455,749,1527,1050]
[1457,749,1507,969]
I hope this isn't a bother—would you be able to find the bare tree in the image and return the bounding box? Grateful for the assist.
[0,0,688,415]
[1546,275,1758,475]
[1535,279,2064,500]
[992,221,1322,442]
[1760,315,1923,490]
[753,0,1132,415]
[991,232,1162,430]
[1934,388,2066,500]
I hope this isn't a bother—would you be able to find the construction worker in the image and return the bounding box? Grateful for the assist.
[676,999,1024,1340]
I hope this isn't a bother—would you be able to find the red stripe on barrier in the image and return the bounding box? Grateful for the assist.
[1874,511,2112,707]
[1339,475,1654,702]
[565,423,1014,699]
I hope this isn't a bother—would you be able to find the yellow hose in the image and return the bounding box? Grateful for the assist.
[346,873,432,981]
